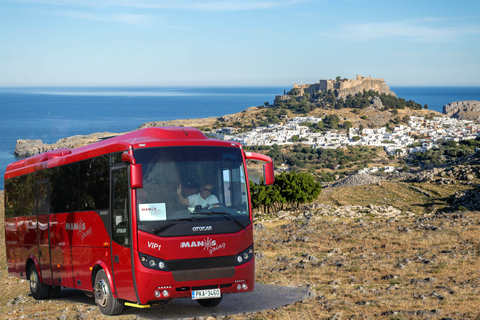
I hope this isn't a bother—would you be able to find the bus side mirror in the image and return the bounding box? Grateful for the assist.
[263,162,274,186]
[244,152,275,186]
[122,152,143,189]
[130,164,143,189]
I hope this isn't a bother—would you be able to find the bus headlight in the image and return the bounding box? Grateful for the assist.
[139,253,169,271]
[235,245,253,266]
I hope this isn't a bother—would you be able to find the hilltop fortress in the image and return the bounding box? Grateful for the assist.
[275,74,396,104]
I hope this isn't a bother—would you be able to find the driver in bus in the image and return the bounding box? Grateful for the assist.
[176,181,219,209]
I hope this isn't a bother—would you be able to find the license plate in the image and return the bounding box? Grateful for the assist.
[191,288,221,300]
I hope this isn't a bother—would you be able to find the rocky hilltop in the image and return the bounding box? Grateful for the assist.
[275,74,396,104]
[443,100,480,121]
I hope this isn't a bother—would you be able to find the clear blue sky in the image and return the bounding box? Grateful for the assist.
[1,0,479,86]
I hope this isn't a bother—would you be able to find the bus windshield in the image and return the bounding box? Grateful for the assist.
[134,146,250,237]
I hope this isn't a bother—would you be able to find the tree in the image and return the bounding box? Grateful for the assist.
[343,121,353,130]
[424,104,428,109]
[358,124,364,134]
[264,101,270,108]
[336,76,341,82]
[274,172,322,208]
[249,172,322,212]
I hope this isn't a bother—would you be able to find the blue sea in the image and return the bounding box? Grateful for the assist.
[1,85,480,189]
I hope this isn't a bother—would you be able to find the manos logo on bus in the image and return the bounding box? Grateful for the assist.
[180,237,226,255]
[65,220,86,231]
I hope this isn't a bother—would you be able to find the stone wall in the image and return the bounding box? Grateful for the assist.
[275,74,396,105]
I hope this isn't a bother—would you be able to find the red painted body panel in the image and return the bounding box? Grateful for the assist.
[4,216,38,278]
[137,227,253,260]
[133,254,255,304]
[134,227,255,304]
[5,211,111,290]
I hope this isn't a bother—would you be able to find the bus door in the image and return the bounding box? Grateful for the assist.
[110,167,136,301]
[36,179,53,286]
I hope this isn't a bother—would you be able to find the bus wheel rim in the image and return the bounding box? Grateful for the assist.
[30,270,38,293]
[95,279,110,307]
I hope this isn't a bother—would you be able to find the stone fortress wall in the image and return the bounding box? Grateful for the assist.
[275,74,396,104]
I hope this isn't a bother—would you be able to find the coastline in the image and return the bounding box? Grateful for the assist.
[2,85,480,189]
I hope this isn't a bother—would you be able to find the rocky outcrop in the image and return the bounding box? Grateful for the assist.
[14,139,51,157]
[369,96,384,110]
[14,132,119,157]
[334,76,396,99]
[451,187,480,211]
[275,75,396,105]
[443,100,480,120]
[138,117,218,129]
[414,165,479,185]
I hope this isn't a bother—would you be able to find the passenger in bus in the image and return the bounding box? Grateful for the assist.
[176,181,219,208]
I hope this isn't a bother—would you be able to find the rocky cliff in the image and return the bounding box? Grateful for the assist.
[332,76,397,99]
[275,75,396,105]
[443,100,480,120]
[14,132,119,157]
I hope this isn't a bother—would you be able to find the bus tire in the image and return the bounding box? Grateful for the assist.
[49,286,61,299]
[28,265,50,300]
[196,296,222,307]
[94,269,124,315]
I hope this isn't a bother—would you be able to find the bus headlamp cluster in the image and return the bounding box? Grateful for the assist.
[235,280,249,291]
[154,288,171,299]
[235,245,253,266]
[139,253,169,271]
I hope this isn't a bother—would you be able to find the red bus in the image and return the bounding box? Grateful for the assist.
[4,127,274,315]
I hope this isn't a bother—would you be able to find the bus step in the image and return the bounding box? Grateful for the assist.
[124,302,151,309]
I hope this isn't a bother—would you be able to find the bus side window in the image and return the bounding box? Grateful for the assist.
[36,180,49,215]
[112,168,130,247]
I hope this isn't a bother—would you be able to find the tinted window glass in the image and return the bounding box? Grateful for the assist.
[50,163,79,213]
[79,155,109,211]
[4,174,35,217]
[134,146,250,236]
[112,167,130,247]
[6,153,112,216]
[36,180,49,215]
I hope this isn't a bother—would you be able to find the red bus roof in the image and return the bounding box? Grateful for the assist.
[5,127,241,179]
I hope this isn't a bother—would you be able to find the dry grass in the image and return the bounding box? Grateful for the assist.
[250,209,480,319]
[317,180,471,214]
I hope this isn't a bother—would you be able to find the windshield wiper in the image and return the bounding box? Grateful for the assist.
[190,211,246,229]
[152,217,196,234]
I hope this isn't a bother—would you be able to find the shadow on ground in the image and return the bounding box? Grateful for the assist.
[57,283,309,319]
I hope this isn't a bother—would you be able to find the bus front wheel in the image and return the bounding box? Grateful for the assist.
[28,265,50,300]
[94,269,124,315]
[196,296,222,307]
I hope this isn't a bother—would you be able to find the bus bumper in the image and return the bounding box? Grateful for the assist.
[133,258,255,304]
